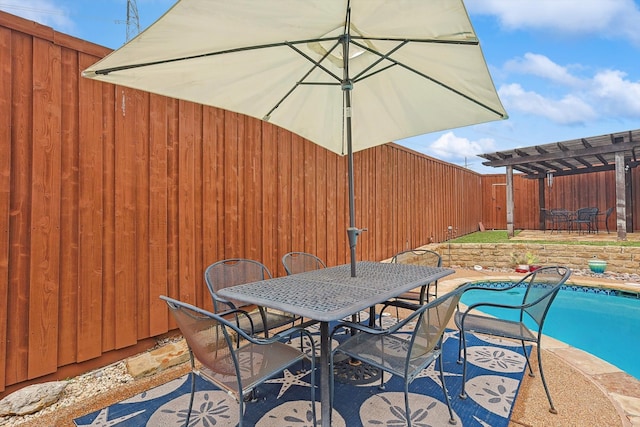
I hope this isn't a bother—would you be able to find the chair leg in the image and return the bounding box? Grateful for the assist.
[185,371,196,427]
[536,344,557,414]
[521,341,534,377]
[309,356,317,426]
[459,331,468,399]
[437,355,457,425]
[238,390,245,427]
[404,381,412,427]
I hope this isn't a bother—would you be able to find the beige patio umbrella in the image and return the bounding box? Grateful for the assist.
[83,0,507,276]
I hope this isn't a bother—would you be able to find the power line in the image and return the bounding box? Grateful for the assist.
[0,3,66,16]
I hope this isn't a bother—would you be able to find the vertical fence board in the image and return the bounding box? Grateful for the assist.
[261,123,277,271]
[315,145,328,261]
[113,87,138,349]
[165,99,180,303]
[303,141,315,254]
[192,106,204,305]
[200,106,220,311]
[6,31,33,386]
[290,134,305,258]
[324,149,337,265]
[275,128,291,276]
[148,95,169,334]
[57,47,79,367]
[0,26,11,391]
[223,112,240,257]
[135,92,150,338]
[27,37,62,378]
[177,101,197,303]
[244,116,260,261]
[100,80,116,352]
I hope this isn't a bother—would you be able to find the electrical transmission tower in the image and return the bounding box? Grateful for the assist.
[125,0,140,42]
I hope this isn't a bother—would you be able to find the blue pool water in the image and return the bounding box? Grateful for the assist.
[460,283,640,380]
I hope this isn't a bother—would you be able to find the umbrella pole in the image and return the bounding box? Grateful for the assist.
[344,85,367,277]
[346,91,357,278]
[341,20,359,278]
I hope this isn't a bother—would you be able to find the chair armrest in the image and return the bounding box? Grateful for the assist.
[459,281,521,294]
[332,304,427,338]
[221,308,256,336]
[378,299,422,322]
[271,325,315,343]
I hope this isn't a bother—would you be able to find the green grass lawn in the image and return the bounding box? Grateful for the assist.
[450,230,640,246]
[449,230,515,243]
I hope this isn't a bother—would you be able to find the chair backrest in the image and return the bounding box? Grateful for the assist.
[160,295,243,395]
[204,258,272,311]
[576,207,598,221]
[282,251,326,275]
[391,249,442,267]
[518,266,571,328]
[604,206,614,219]
[409,288,462,359]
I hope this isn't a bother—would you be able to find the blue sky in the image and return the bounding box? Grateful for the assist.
[2,0,639,173]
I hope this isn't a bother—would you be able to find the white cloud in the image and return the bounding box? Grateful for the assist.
[498,83,597,125]
[0,0,74,32]
[428,132,497,161]
[466,0,640,44]
[589,70,640,116]
[504,53,583,87]
[498,54,640,124]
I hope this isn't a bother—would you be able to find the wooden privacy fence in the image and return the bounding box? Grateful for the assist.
[0,12,485,394]
[481,170,628,231]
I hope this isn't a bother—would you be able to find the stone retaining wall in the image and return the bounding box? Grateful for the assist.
[433,243,640,274]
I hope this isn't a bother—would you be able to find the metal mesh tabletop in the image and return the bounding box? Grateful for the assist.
[218,261,454,322]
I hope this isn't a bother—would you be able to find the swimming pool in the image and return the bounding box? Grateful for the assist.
[460,282,640,380]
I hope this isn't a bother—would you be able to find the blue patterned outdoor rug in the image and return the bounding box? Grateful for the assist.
[74,321,529,427]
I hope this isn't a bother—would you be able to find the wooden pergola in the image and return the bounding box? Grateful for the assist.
[478,129,640,240]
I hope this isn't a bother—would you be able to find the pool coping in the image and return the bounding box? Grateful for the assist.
[439,272,640,427]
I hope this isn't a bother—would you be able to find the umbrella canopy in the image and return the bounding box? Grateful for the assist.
[83,0,507,275]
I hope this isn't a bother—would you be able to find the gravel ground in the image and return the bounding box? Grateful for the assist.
[0,362,134,427]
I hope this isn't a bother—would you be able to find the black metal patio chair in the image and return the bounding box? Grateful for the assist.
[573,207,599,234]
[454,266,571,414]
[282,251,327,275]
[204,258,299,337]
[330,288,464,426]
[598,207,615,233]
[160,296,316,427]
[379,249,443,320]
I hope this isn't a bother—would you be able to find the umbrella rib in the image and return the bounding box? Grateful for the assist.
[351,36,479,46]
[350,39,506,119]
[263,40,343,121]
[286,42,343,83]
[90,37,342,76]
[350,39,408,82]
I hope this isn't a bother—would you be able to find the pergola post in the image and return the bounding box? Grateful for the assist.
[506,165,514,237]
[538,177,546,230]
[615,151,627,241]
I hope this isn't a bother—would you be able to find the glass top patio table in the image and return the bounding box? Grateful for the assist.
[218,261,454,427]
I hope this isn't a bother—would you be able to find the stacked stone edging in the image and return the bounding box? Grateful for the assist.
[434,243,640,274]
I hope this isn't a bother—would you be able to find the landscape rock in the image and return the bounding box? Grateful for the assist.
[126,339,189,379]
[0,381,67,416]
